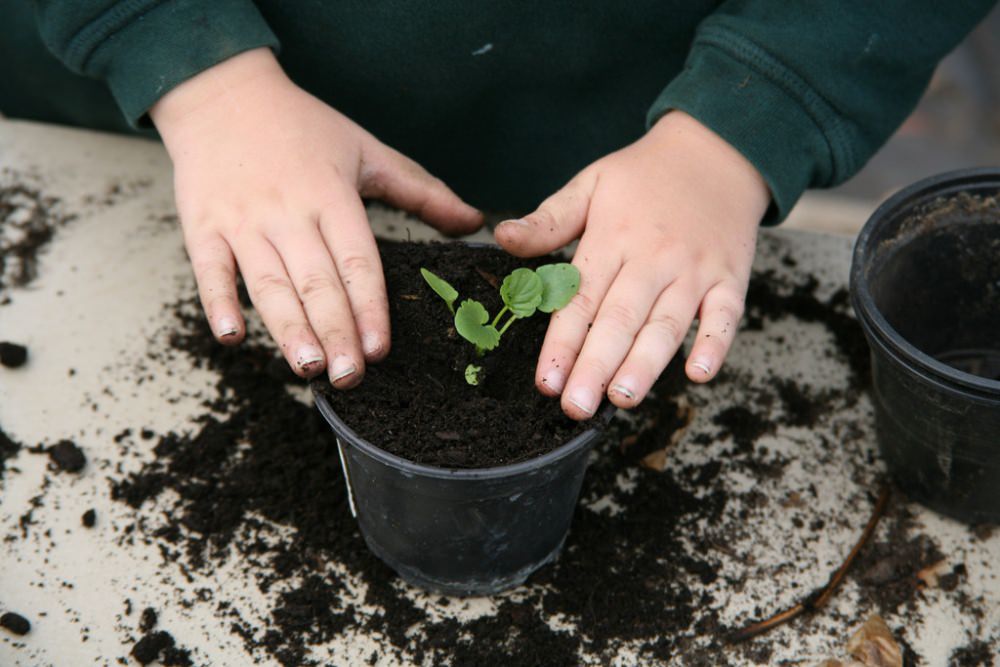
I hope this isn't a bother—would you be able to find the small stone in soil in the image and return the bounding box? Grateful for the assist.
[81,509,96,528]
[48,440,86,473]
[0,342,27,368]
[0,612,31,636]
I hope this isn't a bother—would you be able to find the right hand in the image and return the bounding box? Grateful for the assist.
[150,48,483,387]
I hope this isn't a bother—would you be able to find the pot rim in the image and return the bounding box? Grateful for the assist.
[850,166,1000,396]
[313,389,615,480]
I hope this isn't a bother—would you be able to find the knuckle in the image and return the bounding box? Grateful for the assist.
[601,302,642,332]
[568,290,599,317]
[251,273,294,303]
[648,312,686,344]
[299,271,339,300]
[337,253,374,280]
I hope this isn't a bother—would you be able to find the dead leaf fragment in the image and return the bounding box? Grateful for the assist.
[846,615,902,667]
[916,558,948,589]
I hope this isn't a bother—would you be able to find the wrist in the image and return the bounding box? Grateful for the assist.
[647,111,772,222]
[150,47,288,148]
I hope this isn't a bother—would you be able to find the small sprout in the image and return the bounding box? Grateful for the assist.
[420,268,458,314]
[420,260,580,385]
[454,300,500,351]
[536,263,580,312]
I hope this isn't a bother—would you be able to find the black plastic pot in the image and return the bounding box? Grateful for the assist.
[851,167,1000,523]
[314,391,613,595]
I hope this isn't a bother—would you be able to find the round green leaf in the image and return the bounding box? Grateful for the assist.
[500,268,543,317]
[454,300,500,351]
[536,263,580,313]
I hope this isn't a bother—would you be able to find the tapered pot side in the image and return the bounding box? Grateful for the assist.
[850,167,1000,523]
[314,390,614,595]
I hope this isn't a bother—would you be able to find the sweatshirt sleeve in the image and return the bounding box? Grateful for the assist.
[32,0,280,127]
[648,0,997,223]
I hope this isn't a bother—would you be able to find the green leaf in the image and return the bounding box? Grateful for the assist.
[454,300,500,351]
[536,263,580,313]
[420,268,458,314]
[465,364,482,385]
[500,268,543,318]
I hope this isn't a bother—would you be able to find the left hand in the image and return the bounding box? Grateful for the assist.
[495,111,770,419]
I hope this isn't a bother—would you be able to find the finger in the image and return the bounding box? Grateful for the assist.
[685,281,746,383]
[494,168,597,258]
[318,188,391,363]
[270,224,366,388]
[184,230,245,344]
[561,261,676,417]
[231,237,327,379]
[534,234,619,400]
[607,283,702,409]
[360,142,483,236]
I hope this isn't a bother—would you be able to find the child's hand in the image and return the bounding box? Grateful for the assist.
[495,111,770,419]
[151,48,482,386]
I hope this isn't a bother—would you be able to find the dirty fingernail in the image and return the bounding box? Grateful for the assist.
[690,359,712,376]
[541,368,566,393]
[296,344,325,370]
[362,332,383,358]
[610,383,636,401]
[217,317,239,338]
[329,355,358,383]
[499,218,531,229]
[567,386,597,416]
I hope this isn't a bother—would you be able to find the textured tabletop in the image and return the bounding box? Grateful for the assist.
[0,120,997,666]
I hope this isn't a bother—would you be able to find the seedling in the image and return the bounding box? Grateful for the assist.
[421,263,580,384]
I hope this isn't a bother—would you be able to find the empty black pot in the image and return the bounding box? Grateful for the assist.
[851,167,1000,523]
[314,391,612,595]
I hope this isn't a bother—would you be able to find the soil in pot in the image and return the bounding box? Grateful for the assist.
[312,240,592,469]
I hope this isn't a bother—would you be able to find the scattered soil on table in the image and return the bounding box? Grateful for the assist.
[0,341,27,368]
[312,240,593,468]
[81,508,96,528]
[950,639,995,667]
[44,440,86,473]
[0,180,75,298]
[105,254,954,666]
[0,612,30,636]
[0,425,22,478]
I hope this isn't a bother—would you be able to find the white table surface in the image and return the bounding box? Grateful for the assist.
[0,120,996,666]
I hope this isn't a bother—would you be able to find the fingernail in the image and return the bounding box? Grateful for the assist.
[329,355,357,382]
[541,368,566,393]
[499,218,531,228]
[217,317,239,338]
[362,332,383,357]
[690,359,712,376]
[567,386,597,416]
[296,344,325,370]
[610,383,636,401]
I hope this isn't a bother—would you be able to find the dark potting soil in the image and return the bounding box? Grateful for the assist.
[949,640,996,667]
[0,341,27,368]
[0,611,31,636]
[131,630,193,666]
[81,508,96,528]
[0,425,21,478]
[102,248,970,666]
[46,440,86,473]
[312,240,593,469]
[0,181,75,296]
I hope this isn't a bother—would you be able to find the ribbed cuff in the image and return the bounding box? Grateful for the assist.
[69,0,279,127]
[647,24,854,224]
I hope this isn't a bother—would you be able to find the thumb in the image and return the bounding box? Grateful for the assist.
[359,142,483,236]
[494,168,596,258]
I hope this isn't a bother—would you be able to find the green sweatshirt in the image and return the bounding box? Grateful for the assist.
[2,1,995,221]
